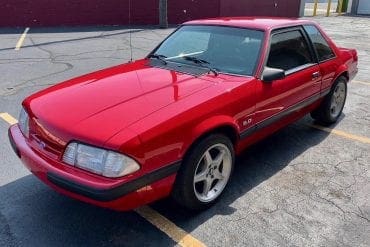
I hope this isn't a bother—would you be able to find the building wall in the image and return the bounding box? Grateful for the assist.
[351,0,370,14]
[220,0,302,18]
[347,0,353,13]
[352,0,359,13]
[0,0,303,27]
[167,0,302,25]
[168,0,220,24]
[357,0,370,14]
[0,0,159,27]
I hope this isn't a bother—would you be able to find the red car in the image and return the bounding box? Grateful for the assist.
[9,18,358,211]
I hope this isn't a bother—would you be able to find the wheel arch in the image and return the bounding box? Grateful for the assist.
[180,116,240,160]
[333,65,349,86]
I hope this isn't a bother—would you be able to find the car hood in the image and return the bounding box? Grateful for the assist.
[25,60,215,146]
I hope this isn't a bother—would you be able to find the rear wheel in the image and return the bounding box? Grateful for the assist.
[311,76,347,125]
[172,134,234,210]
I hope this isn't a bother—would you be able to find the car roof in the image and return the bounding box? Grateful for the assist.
[183,17,315,31]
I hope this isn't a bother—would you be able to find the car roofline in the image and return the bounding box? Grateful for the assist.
[183,17,317,32]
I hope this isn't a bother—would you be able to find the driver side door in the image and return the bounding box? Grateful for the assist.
[254,27,322,126]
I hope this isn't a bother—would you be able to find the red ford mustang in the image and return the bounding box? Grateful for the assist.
[9,18,358,211]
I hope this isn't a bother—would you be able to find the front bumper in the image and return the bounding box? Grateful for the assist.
[8,125,180,211]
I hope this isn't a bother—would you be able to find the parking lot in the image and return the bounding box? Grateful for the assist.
[0,16,369,247]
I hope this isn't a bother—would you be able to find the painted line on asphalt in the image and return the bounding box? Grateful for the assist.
[0,112,206,247]
[3,110,367,244]
[0,112,18,125]
[307,124,370,144]
[135,206,206,247]
[15,27,30,51]
[352,80,370,86]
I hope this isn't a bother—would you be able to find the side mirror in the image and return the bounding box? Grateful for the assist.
[262,67,285,82]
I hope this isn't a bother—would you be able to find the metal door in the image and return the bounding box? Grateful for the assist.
[273,0,302,17]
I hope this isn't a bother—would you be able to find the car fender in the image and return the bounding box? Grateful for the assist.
[333,64,349,85]
[180,115,240,156]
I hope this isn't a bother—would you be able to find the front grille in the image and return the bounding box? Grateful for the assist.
[28,117,65,159]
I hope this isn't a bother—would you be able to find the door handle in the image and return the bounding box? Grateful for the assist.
[312,72,320,79]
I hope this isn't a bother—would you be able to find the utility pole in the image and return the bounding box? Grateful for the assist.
[159,0,168,28]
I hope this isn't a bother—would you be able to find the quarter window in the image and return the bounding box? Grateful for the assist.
[304,25,335,62]
[267,30,314,71]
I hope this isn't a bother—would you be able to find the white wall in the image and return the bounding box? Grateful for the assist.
[347,0,353,13]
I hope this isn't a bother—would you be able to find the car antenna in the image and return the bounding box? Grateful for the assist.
[128,0,133,63]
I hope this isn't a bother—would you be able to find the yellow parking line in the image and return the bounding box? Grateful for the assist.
[1,112,205,247]
[0,113,18,125]
[135,206,206,247]
[3,109,367,244]
[15,27,30,51]
[308,124,370,144]
[352,80,370,86]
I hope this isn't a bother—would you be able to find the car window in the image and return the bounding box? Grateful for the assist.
[304,25,335,62]
[154,25,264,76]
[156,29,210,58]
[267,30,314,71]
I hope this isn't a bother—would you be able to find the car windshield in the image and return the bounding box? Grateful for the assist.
[152,25,264,76]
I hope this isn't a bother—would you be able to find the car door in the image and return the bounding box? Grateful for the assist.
[254,27,322,125]
[303,25,340,91]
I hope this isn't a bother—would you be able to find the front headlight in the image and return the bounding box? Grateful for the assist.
[18,107,29,138]
[62,142,140,178]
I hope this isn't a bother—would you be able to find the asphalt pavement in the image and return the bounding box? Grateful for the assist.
[0,16,369,247]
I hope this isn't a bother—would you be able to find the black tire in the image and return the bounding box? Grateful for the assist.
[172,134,235,211]
[311,76,347,125]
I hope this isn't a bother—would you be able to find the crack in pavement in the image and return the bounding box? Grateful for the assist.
[0,29,146,52]
[1,33,154,96]
[1,37,74,96]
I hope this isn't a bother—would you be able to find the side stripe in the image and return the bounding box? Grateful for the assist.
[240,89,330,139]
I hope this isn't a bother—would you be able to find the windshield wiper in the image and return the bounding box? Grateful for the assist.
[183,56,219,76]
[148,54,168,65]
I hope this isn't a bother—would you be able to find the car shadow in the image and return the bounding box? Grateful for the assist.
[0,176,177,247]
[0,115,336,246]
[149,115,336,231]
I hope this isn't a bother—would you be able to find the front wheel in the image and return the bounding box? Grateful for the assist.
[311,76,347,125]
[172,134,235,211]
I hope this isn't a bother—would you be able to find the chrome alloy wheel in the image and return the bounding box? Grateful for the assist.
[330,81,346,119]
[193,143,232,202]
